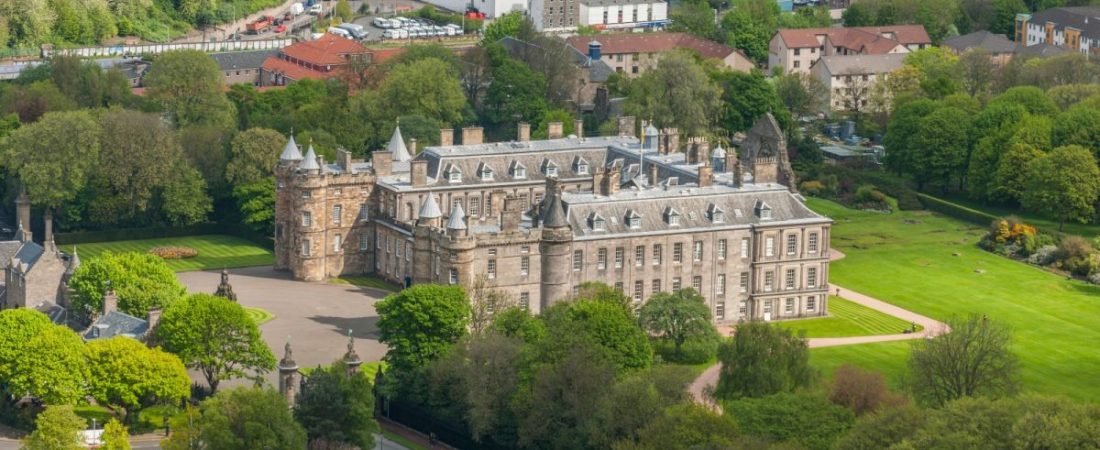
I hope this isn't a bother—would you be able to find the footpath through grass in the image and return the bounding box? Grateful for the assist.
[777,296,918,338]
[805,198,1100,400]
[76,235,274,272]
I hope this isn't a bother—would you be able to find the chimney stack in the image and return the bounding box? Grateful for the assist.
[16,187,31,242]
[337,148,353,173]
[603,163,621,196]
[574,119,584,138]
[698,163,713,188]
[43,210,53,249]
[592,166,607,195]
[102,286,118,315]
[518,122,531,142]
[147,308,163,331]
[371,150,393,176]
[409,138,417,156]
[617,116,636,137]
[462,127,484,145]
[501,195,524,231]
[648,164,658,186]
[548,122,564,139]
[440,128,454,146]
[410,160,428,187]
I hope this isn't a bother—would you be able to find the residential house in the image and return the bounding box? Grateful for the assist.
[810,53,906,112]
[1015,7,1100,55]
[566,32,754,76]
[212,50,277,86]
[769,25,930,74]
[1,190,78,324]
[578,0,669,31]
[261,34,372,86]
[942,30,1018,66]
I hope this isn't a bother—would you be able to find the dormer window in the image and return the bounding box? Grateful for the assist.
[446,165,463,183]
[625,209,641,229]
[665,207,681,226]
[708,204,725,223]
[589,212,606,231]
[574,156,590,175]
[542,159,559,177]
[478,163,494,181]
[510,161,527,179]
[755,200,773,220]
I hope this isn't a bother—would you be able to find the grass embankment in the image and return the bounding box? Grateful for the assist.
[332,276,401,292]
[777,296,918,338]
[804,198,1100,400]
[77,235,274,272]
[936,193,1100,238]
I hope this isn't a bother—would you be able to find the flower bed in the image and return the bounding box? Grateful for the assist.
[148,246,199,260]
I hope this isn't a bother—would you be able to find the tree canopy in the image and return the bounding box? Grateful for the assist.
[21,405,87,450]
[68,251,187,318]
[637,288,717,362]
[85,337,190,415]
[908,314,1019,406]
[164,388,306,450]
[1021,145,1100,230]
[715,321,814,400]
[376,285,471,378]
[294,363,378,450]
[144,50,236,129]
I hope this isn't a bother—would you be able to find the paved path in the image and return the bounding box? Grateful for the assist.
[689,249,948,409]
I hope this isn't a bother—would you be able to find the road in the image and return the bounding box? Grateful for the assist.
[688,249,949,410]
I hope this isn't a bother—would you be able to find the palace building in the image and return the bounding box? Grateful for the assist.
[273,115,832,322]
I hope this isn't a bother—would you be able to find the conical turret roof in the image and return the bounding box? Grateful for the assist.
[388,124,411,162]
[446,203,467,230]
[298,143,320,171]
[418,193,442,219]
[280,133,303,161]
[541,192,568,228]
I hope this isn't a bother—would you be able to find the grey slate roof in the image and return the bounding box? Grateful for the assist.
[33,301,67,324]
[1029,7,1100,40]
[1016,42,1071,58]
[419,193,442,218]
[943,30,1018,54]
[83,311,149,340]
[0,241,22,265]
[446,203,467,229]
[13,242,44,271]
[210,50,278,71]
[498,36,614,84]
[813,53,907,76]
[299,144,320,171]
[280,134,304,161]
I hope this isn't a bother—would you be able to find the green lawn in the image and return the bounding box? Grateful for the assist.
[244,307,275,325]
[332,275,401,292]
[805,198,1100,401]
[777,296,919,338]
[936,193,1100,238]
[75,235,274,272]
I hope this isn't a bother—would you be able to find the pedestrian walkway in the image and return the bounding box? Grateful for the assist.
[689,249,949,410]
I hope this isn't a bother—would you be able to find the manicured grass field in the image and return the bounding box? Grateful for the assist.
[244,307,275,325]
[777,296,919,338]
[939,193,1100,238]
[75,235,274,272]
[804,198,1100,401]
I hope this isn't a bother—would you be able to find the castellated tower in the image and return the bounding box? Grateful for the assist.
[538,177,573,309]
[273,134,303,271]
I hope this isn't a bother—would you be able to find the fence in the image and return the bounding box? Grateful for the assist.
[42,38,294,58]
[55,223,273,250]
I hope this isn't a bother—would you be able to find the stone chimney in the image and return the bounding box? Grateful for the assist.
[102,286,118,314]
[501,195,524,231]
[43,210,53,249]
[490,190,506,217]
[371,150,392,177]
[574,119,584,138]
[617,116,636,137]
[462,127,484,145]
[147,308,163,332]
[659,128,680,155]
[603,164,621,196]
[518,122,531,142]
[592,166,607,195]
[732,156,743,187]
[698,163,713,188]
[409,138,417,156]
[726,151,738,177]
[337,148,353,173]
[440,128,454,146]
[548,121,564,139]
[648,164,659,186]
[16,187,30,242]
[410,160,428,187]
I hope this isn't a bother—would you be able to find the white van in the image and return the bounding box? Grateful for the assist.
[383,29,398,39]
[373,17,390,28]
[397,28,409,39]
[308,4,323,14]
[289,2,304,15]
[337,23,369,39]
[328,27,351,38]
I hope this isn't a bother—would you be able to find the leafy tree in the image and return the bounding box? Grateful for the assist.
[370,58,466,126]
[987,85,1059,117]
[906,397,1020,450]
[1047,84,1100,110]
[1011,396,1100,450]
[833,404,926,450]
[611,403,741,450]
[144,50,236,128]
[713,69,789,134]
[334,0,352,22]
[958,48,995,97]
[179,125,230,196]
[468,275,516,336]
[725,393,855,450]
[9,324,87,405]
[233,179,275,235]
[85,337,190,418]
[720,0,782,64]
[2,109,100,212]
[21,405,86,450]
[842,3,874,26]
[160,161,213,226]
[100,419,131,450]
[532,109,576,139]
[909,314,1019,406]
[391,44,460,71]
[511,35,583,108]
[1021,145,1100,230]
[515,342,616,450]
[883,98,937,177]
[714,321,814,400]
[376,285,471,376]
[625,51,721,137]
[671,1,723,43]
[294,364,377,450]
[69,251,186,318]
[165,388,306,450]
[1053,103,1100,154]
[481,12,534,44]
[540,298,652,373]
[776,71,827,120]
[489,307,546,344]
[992,143,1044,203]
[637,288,715,361]
[226,128,286,186]
[828,364,905,416]
[155,293,276,393]
[483,54,548,135]
[588,366,695,448]
[904,47,961,98]
[90,109,184,226]
[0,309,53,383]
[912,106,971,191]
[0,81,78,123]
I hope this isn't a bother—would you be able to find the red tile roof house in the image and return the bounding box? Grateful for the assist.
[566,32,755,76]
[261,34,376,86]
[768,25,931,74]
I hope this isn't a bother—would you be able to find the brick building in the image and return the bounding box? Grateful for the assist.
[1015,7,1100,56]
[260,34,372,86]
[567,32,755,76]
[768,25,930,74]
[274,115,832,323]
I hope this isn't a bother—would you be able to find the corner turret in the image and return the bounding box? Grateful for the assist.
[539,177,573,309]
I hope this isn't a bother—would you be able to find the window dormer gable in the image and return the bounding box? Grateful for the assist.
[573,156,590,175]
[707,203,725,223]
[754,200,772,220]
[664,207,681,226]
[588,212,606,231]
[445,164,462,183]
[510,160,527,179]
[477,162,494,181]
[541,158,559,177]
[625,209,642,228]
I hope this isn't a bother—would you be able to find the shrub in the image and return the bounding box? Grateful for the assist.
[1089,272,1100,285]
[1054,236,1094,276]
[148,246,199,259]
[652,327,721,365]
[854,185,878,203]
[828,365,907,416]
[1027,245,1059,266]
[800,180,825,196]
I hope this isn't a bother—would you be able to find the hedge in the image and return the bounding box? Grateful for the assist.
[56,223,274,250]
[916,193,999,227]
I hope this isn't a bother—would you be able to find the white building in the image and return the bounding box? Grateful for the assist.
[578,0,668,30]
[1015,7,1100,55]
[420,0,526,18]
[768,25,930,74]
[810,53,906,112]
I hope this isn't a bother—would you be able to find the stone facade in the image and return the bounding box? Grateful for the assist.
[275,115,832,323]
[1,190,78,317]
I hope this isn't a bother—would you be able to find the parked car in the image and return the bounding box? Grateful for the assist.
[309,4,323,14]
[328,27,351,38]
[274,24,287,33]
[289,2,304,15]
[337,23,369,39]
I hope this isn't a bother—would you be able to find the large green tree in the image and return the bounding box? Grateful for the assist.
[714,321,814,400]
[612,403,741,450]
[69,251,186,318]
[294,363,377,450]
[370,58,466,126]
[155,293,276,393]
[625,51,721,138]
[164,388,306,450]
[1020,145,1100,230]
[85,337,190,417]
[713,69,790,134]
[883,98,937,177]
[90,109,184,226]
[225,128,286,186]
[233,179,275,235]
[912,106,972,191]
[21,405,86,450]
[991,143,1044,203]
[2,109,100,212]
[637,288,716,361]
[909,314,1019,406]
[375,285,471,377]
[539,298,652,373]
[100,419,131,450]
[1053,103,1100,155]
[725,393,855,450]
[9,324,87,405]
[483,52,549,134]
[144,50,236,128]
